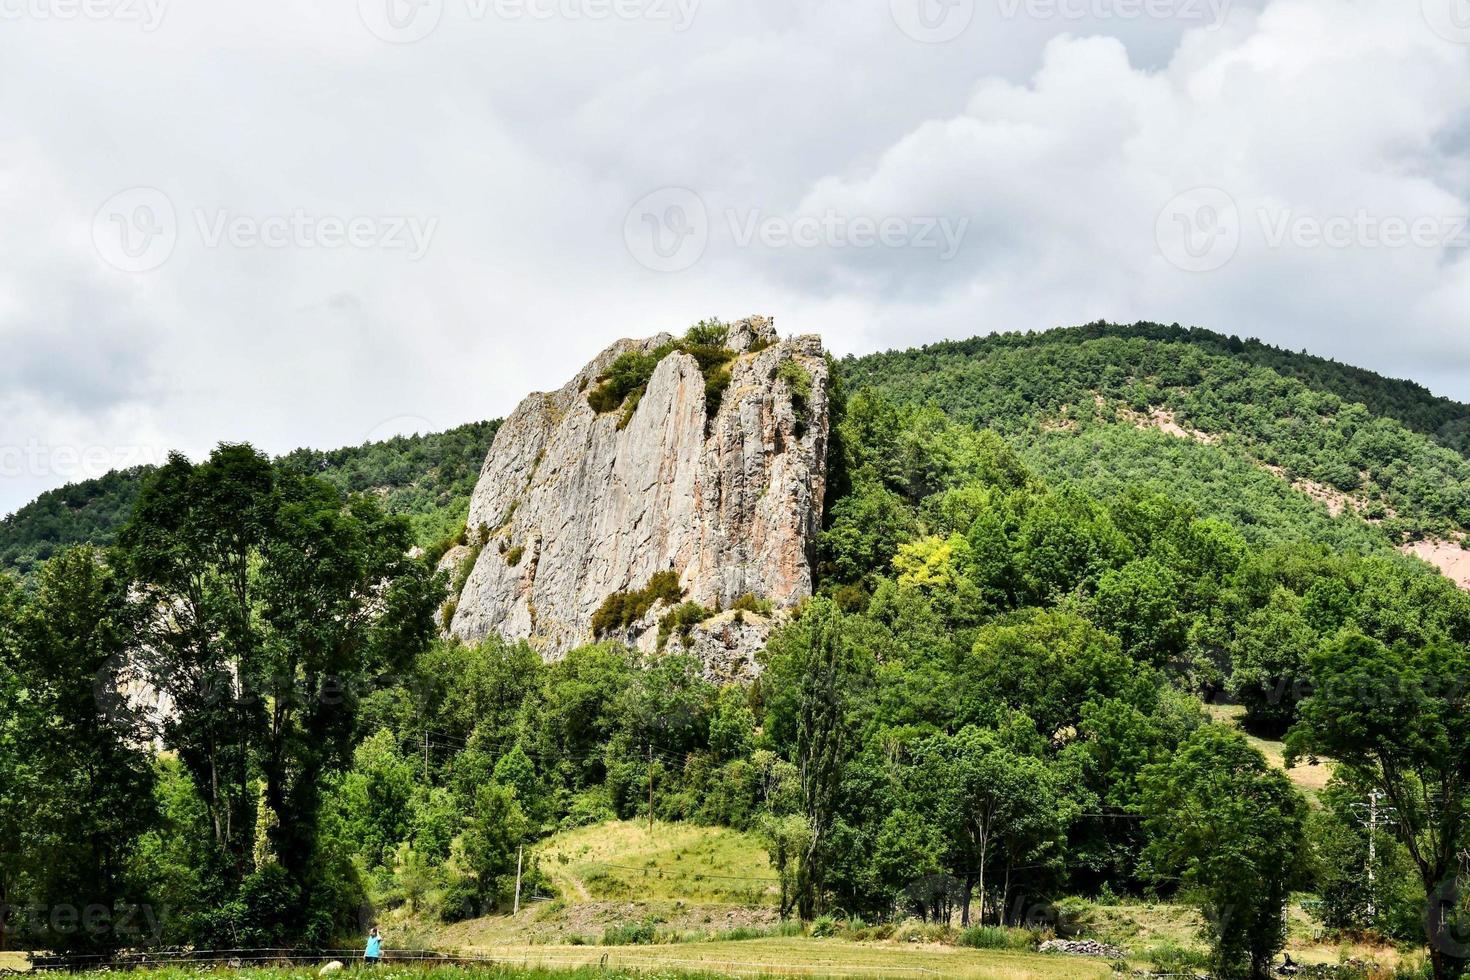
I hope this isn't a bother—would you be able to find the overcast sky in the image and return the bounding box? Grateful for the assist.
[3,0,1470,515]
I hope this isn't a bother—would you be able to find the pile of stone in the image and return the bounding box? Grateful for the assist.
[1038,938,1127,958]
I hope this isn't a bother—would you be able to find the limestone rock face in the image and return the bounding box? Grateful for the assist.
[449,316,828,667]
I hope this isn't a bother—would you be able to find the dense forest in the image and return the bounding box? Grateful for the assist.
[0,421,498,582]
[3,324,1469,980]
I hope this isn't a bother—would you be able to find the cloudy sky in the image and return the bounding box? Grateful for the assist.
[3,0,1470,514]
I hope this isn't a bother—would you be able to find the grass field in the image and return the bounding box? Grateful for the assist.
[467,939,1113,979]
[35,954,1113,980]
[536,820,778,906]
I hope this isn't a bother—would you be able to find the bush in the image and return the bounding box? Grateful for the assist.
[730,593,774,615]
[809,915,841,938]
[602,920,658,945]
[591,570,684,636]
[658,601,716,648]
[505,545,524,566]
[959,925,1032,951]
[1144,940,1213,974]
[586,320,737,422]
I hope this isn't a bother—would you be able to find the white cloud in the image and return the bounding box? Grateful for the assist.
[3,0,1468,516]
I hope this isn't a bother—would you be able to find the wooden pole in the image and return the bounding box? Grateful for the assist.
[647,744,654,834]
[513,844,524,914]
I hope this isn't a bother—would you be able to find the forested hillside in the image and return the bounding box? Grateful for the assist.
[844,322,1470,541]
[0,421,498,581]
[4,323,1469,980]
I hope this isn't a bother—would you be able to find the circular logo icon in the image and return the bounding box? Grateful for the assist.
[623,187,708,273]
[1427,875,1470,959]
[358,0,443,43]
[92,187,177,273]
[1423,0,1470,43]
[1155,186,1240,273]
[890,0,974,43]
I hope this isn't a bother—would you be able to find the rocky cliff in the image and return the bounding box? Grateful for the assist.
[448,316,828,672]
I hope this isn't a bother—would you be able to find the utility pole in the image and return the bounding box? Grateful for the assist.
[647,743,655,835]
[423,727,429,781]
[512,844,524,915]
[1350,789,1392,925]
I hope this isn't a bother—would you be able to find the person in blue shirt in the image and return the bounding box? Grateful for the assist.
[364,926,382,964]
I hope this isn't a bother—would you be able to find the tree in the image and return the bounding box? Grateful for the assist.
[759,813,811,918]
[1227,588,1317,736]
[915,726,1067,926]
[122,445,438,939]
[0,574,30,952]
[1142,725,1307,979]
[1288,632,1470,980]
[459,782,528,912]
[15,548,157,952]
[762,600,865,919]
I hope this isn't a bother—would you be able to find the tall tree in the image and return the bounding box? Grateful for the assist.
[122,445,437,939]
[15,548,157,952]
[1288,632,1470,980]
[1143,725,1307,980]
[0,574,29,952]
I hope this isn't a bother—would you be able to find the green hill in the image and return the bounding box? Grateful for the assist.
[842,321,1470,542]
[0,420,499,581]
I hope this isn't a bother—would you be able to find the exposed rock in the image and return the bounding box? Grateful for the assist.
[450,316,828,669]
[1038,939,1126,958]
[661,609,788,681]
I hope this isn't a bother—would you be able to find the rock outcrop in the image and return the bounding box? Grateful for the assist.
[449,316,828,670]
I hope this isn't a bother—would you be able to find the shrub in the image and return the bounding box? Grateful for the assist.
[809,915,840,938]
[959,925,1032,951]
[1144,940,1213,974]
[776,358,813,402]
[591,569,684,636]
[658,600,715,648]
[730,593,773,615]
[585,320,737,422]
[602,920,658,945]
[505,545,524,566]
[684,318,729,347]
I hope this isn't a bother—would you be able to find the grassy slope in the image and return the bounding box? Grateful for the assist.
[536,819,778,906]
